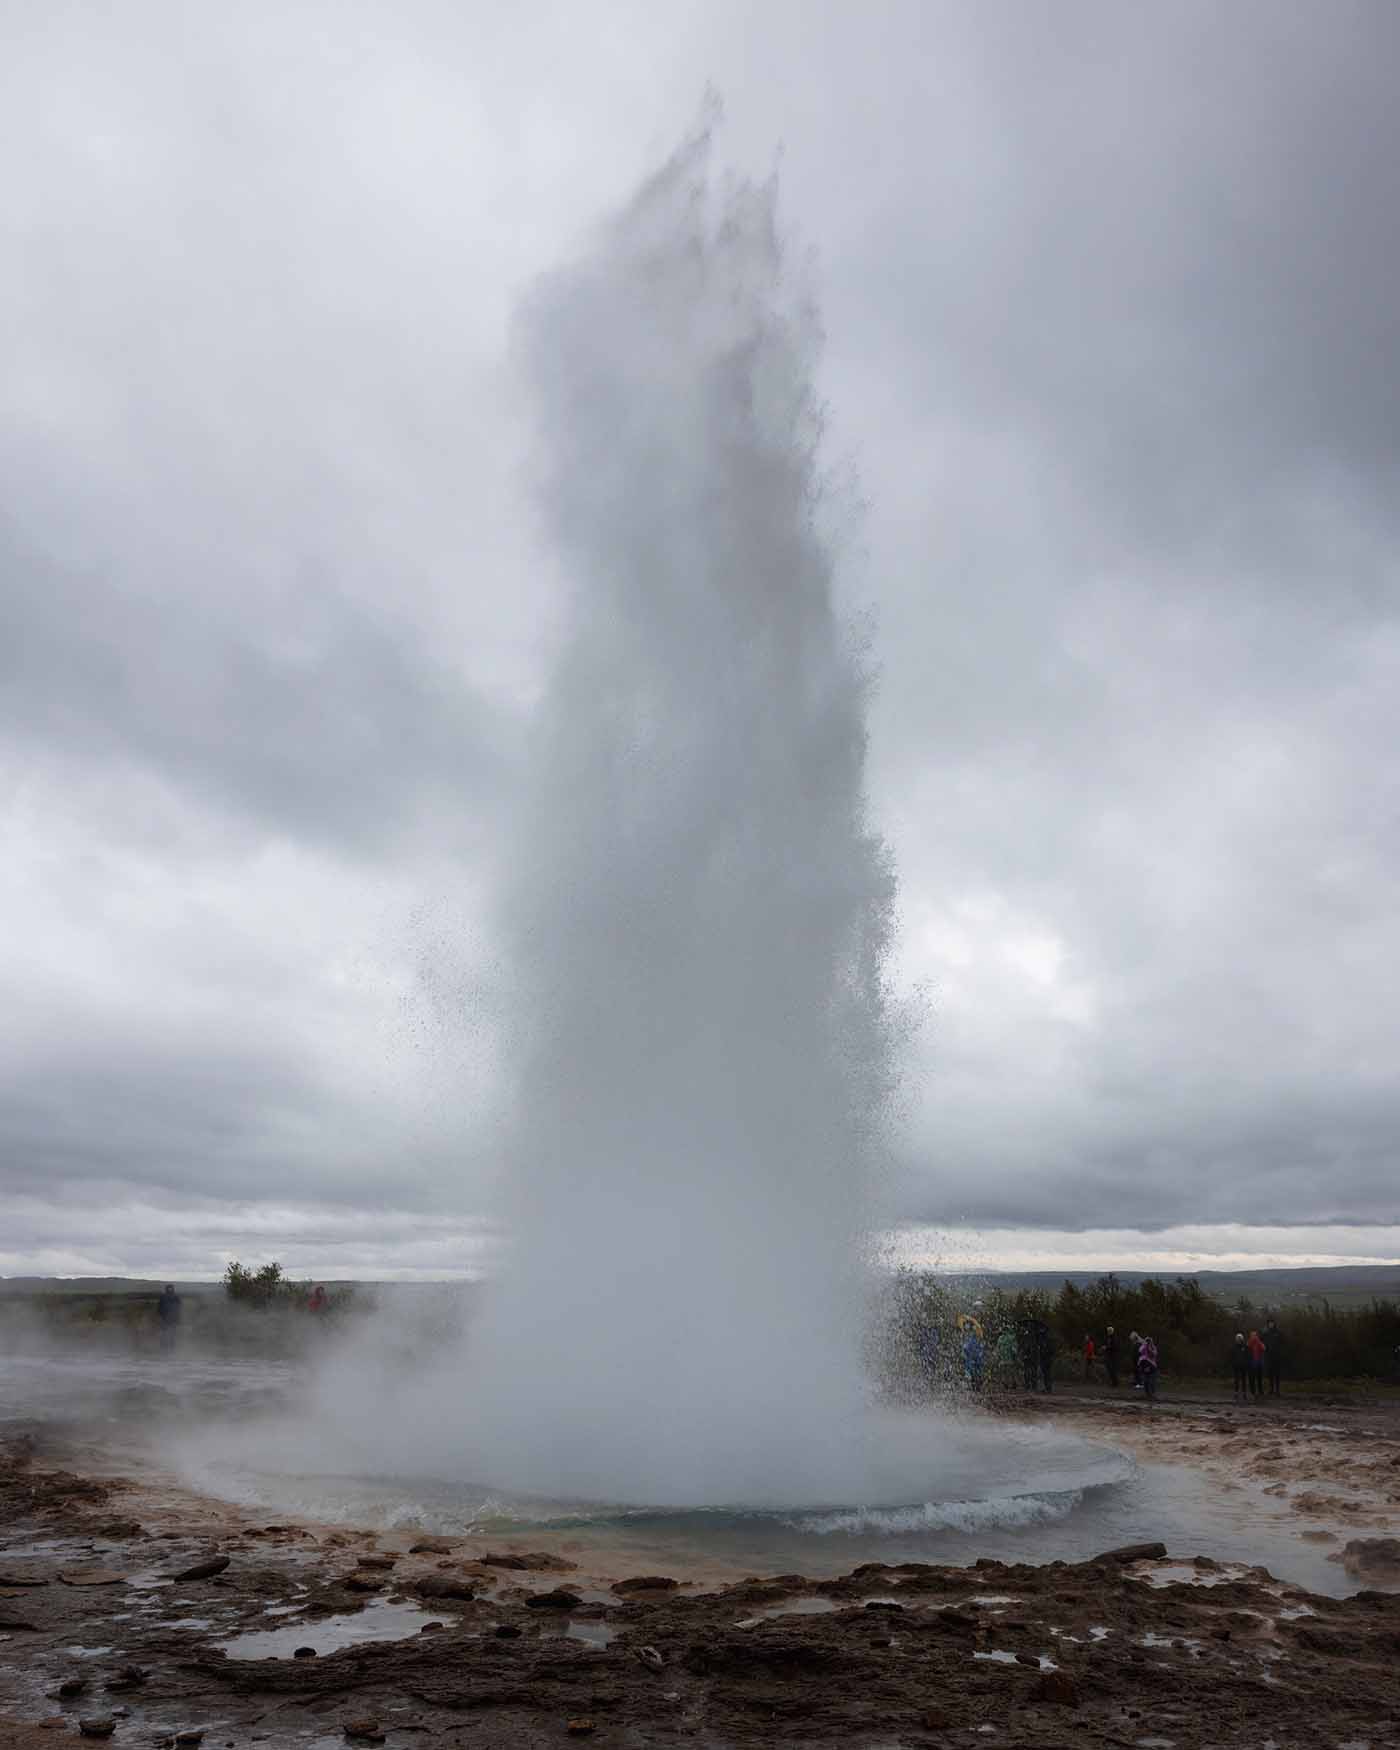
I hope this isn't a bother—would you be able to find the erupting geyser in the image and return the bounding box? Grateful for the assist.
[461,123,899,1504]
[173,126,1130,1527]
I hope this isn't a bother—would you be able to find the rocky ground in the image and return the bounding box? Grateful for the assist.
[2,1411,1400,1749]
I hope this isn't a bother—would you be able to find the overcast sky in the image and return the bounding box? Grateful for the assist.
[4,2,1399,1278]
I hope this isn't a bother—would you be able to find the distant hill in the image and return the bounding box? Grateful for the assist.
[936,1263,1400,1311]
[0,1277,221,1296]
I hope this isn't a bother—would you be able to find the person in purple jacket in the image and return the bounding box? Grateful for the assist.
[1137,1333,1160,1402]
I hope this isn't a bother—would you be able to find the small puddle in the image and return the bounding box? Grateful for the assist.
[219,1600,442,1660]
[735,1596,838,1627]
[973,1650,1057,1670]
[566,1620,617,1648]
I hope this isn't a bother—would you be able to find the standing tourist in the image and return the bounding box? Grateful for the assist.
[156,1283,182,1355]
[1230,1331,1250,1402]
[1016,1318,1039,1392]
[1083,1333,1096,1382]
[1036,1319,1057,1392]
[1138,1333,1160,1402]
[1264,1317,1284,1396]
[1128,1330,1143,1390]
[1103,1325,1120,1388]
[1246,1329,1266,1397]
[962,1327,986,1392]
[993,1325,1019,1388]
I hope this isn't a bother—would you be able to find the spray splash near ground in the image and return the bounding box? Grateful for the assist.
[166,125,1122,1523]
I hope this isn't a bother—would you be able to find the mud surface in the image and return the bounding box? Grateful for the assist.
[3,1413,1400,1748]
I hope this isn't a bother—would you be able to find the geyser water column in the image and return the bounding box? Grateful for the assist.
[463,126,900,1507]
[164,130,1133,1535]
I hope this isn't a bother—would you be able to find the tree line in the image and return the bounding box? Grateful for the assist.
[880,1271,1400,1387]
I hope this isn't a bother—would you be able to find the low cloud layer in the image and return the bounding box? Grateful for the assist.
[3,3,1398,1271]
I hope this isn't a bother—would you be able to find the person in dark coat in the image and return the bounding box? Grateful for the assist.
[1016,1319,1038,1392]
[1263,1318,1284,1396]
[1036,1319,1056,1392]
[1230,1332,1249,1402]
[156,1284,182,1355]
[1103,1325,1120,1388]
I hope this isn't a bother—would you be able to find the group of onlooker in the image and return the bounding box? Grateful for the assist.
[1082,1325,1161,1398]
[1229,1318,1284,1400]
[1081,1325,1157,1392]
[917,1308,1286,1404]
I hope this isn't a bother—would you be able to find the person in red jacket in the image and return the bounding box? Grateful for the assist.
[1246,1329,1266,1398]
[1083,1333,1095,1382]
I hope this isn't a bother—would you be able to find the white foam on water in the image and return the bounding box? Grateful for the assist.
[795,1489,1083,1537]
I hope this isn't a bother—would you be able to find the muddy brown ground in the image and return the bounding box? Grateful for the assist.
[3,1403,1399,1749]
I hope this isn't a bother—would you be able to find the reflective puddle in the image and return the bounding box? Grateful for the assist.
[219,1600,443,1659]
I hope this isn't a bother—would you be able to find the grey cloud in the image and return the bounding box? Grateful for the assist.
[3,0,1399,1265]
[1,521,514,858]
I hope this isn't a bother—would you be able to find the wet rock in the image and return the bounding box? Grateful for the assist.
[419,1621,445,1633]
[482,1550,576,1572]
[636,1645,665,1671]
[59,1568,127,1587]
[1014,1650,1040,1667]
[0,1571,47,1586]
[864,1600,903,1613]
[1339,1537,1400,1581]
[1096,1543,1167,1563]
[96,1521,143,1539]
[342,1721,384,1744]
[525,1588,583,1610]
[105,1666,148,1690]
[612,1575,679,1594]
[174,1733,205,1746]
[1031,1670,1079,1706]
[78,1719,116,1739]
[566,1721,597,1737]
[415,1576,476,1600]
[342,1573,381,1592]
[169,1556,230,1582]
[0,1614,40,1630]
[54,1679,90,1700]
[355,1554,397,1571]
[407,1536,457,1555]
[495,1623,522,1639]
[293,1647,317,1659]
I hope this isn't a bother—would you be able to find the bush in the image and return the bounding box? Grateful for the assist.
[223,1259,306,1309]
